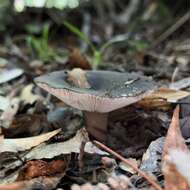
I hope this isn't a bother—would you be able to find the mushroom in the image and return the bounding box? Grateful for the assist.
[35,68,156,142]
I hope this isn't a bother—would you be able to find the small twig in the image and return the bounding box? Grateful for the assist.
[151,10,190,48]
[78,140,86,172]
[93,140,163,190]
[171,67,179,84]
[78,128,89,172]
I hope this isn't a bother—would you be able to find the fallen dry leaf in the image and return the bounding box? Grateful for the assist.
[24,129,85,160]
[69,48,92,70]
[84,142,109,155]
[154,88,190,103]
[0,129,61,153]
[163,105,189,156]
[139,88,190,109]
[0,69,24,84]
[24,129,108,160]
[18,159,68,180]
[162,105,190,190]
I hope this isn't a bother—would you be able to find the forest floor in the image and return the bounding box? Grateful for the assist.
[0,1,190,190]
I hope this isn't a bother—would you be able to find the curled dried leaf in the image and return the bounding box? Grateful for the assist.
[163,105,190,190]
[0,129,61,153]
[163,105,189,157]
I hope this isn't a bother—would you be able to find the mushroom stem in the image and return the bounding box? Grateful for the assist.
[84,111,108,143]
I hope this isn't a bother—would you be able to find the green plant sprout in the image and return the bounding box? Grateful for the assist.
[63,21,130,69]
[26,23,57,62]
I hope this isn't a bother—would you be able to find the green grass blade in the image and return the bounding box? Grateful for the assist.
[63,20,96,52]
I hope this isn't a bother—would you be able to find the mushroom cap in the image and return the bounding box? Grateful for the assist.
[35,70,156,112]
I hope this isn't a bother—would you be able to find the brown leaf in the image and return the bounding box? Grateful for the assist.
[163,105,188,156]
[138,88,190,110]
[69,48,92,70]
[153,88,190,102]
[162,105,190,190]
[138,97,171,110]
[18,160,68,180]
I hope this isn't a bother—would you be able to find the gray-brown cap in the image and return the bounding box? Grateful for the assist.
[35,70,156,113]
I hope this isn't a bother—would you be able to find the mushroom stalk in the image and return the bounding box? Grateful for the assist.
[84,111,108,142]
